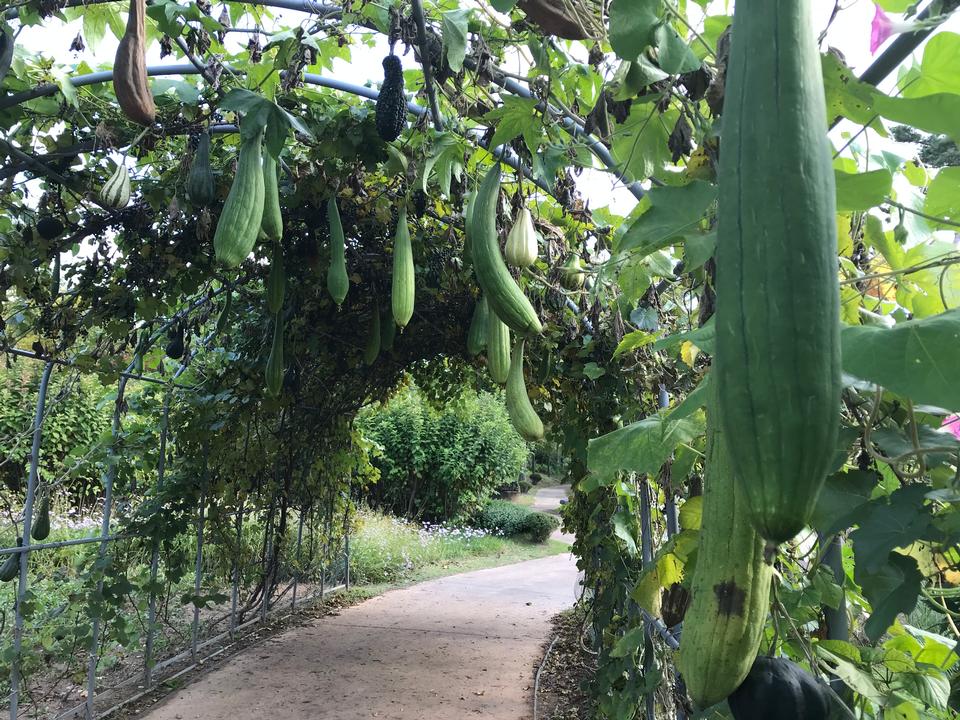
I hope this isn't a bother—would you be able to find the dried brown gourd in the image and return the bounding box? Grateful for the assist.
[113,0,156,126]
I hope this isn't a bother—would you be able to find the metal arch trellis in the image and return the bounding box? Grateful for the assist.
[0,2,941,716]
[1,0,945,204]
[1,0,649,201]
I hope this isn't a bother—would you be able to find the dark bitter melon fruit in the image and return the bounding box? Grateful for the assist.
[375,54,406,142]
[713,0,841,544]
[728,656,831,720]
[165,323,185,360]
[677,384,773,708]
[36,216,64,240]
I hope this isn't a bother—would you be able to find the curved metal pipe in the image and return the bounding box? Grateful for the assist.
[0,64,551,194]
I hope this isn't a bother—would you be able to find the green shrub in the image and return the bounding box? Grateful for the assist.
[524,512,560,543]
[529,472,543,485]
[474,502,558,543]
[517,478,533,493]
[360,384,529,521]
[475,500,531,536]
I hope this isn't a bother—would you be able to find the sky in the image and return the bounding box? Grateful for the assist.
[10,0,960,217]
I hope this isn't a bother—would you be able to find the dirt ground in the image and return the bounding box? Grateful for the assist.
[535,607,597,720]
[135,487,580,720]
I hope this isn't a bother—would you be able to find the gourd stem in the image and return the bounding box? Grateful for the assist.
[410,0,443,131]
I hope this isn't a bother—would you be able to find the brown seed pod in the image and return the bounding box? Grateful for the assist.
[113,0,156,126]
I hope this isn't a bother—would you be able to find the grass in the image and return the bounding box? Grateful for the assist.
[348,508,568,589]
[511,492,535,507]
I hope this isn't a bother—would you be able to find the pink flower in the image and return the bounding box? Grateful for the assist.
[943,415,960,441]
[870,4,924,54]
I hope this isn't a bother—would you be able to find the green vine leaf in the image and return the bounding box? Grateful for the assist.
[441,9,470,74]
[841,308,960,410]
[588,412,704,481]
[608,0,660,61]
[616,180,716,257]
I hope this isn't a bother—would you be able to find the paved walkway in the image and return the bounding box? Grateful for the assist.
[138,495,580,720]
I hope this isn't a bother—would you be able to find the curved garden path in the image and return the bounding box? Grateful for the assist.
[137,487,579,720]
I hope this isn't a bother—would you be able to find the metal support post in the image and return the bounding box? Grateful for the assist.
[85,375,128,720]
[9,361,54,720]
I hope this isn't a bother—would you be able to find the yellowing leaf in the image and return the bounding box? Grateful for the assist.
[680,341,699,366]
[887,701,919,720]
[679,496,702,530]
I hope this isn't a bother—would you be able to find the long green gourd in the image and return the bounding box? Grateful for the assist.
[266,242,285,315]
[327,196,349,306]
[31,492,50,541]
[261,150,283,242]
[472,164,542,336]
[714,0,841,544]
[186,130,216,206]
[487,310,510,385]
[467,297,489,356]
[505,340,544,441]
[380,306,396,352]
[364,301,381,366]
[0,538,21,582]
[677,388,773,708]
[265,314,284,398]
[392,207,415,328]
[214,131,265,268]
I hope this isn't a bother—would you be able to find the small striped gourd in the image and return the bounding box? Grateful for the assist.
[98,162,131,209]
